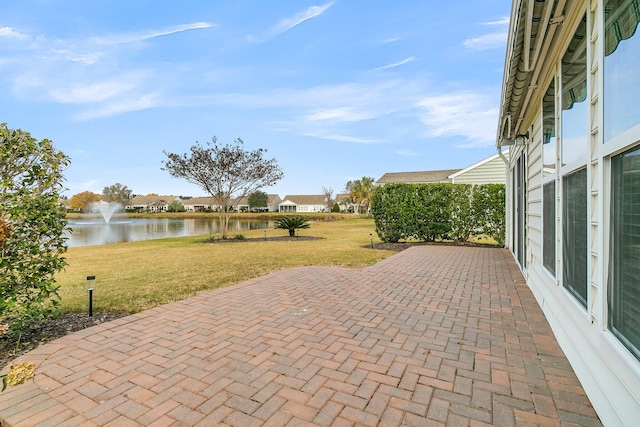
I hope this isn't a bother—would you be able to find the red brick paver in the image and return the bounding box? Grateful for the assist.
[0,246,601,426]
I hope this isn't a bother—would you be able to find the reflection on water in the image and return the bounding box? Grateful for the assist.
[65,217,273,247]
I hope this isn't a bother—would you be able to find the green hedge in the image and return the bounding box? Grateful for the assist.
[371,183,505,246]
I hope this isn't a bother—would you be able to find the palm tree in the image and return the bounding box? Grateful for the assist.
[275,216,310,237]
[345,176,376,214]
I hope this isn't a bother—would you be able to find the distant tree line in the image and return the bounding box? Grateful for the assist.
[68,183,132,211]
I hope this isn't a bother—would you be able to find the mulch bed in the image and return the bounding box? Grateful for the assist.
[371,240,501,252]
[1,313,123,371]
[206,236,322,243]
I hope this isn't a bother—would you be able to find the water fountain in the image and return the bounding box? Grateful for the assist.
[91,201,122,223]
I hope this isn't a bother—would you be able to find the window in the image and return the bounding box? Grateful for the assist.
[542,79,557,276]
[543,80,557,176]
[563,168,588,307]
[543,181,556,275]
[559,15,588,308]
[609,145,640,360]
[561,15,588,168]
[604,0,640,141]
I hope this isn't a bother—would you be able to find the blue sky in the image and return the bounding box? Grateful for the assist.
[1,1,510,198]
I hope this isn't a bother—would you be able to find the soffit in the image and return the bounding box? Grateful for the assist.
[498,0,565,146]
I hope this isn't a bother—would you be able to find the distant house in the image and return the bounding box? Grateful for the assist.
[126,195,178,213]
[335,193,353,212]
[233,194,282,212]
[377,152,507,186]
[182,197,219,212]
[279,195,327,213]
[377,169,461,185]
[448,151,507,184]
[58,198,72,211]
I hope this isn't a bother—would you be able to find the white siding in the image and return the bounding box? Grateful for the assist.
[527,120,543,271]
[450,154,507,184]
[503,1,640,424]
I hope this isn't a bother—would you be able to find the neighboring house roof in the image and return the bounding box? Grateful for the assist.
[232,194,281,206]
[280,195,326,205]
[127,195,176,206]
[377,169,461,185]
[267,194,281,204]
[232,196,249,206]
[183,197,217,206]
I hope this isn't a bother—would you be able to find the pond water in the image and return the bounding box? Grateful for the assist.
[65,217,274,247]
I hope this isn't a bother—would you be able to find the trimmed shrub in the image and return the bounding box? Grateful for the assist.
[371,183,505,245]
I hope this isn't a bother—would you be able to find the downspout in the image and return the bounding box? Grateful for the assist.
[497,146,509,250]
[497,146,509,165]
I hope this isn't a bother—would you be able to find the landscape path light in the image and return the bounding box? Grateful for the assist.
[87,275,95,317]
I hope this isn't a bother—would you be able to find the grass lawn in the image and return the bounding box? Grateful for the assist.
[56,217,395,315]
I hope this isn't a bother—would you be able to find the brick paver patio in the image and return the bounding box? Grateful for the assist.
[0,246,601,426]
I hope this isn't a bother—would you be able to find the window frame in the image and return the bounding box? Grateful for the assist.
[557,12,590,310]
[601,0,640,362]
[542,75,559,277]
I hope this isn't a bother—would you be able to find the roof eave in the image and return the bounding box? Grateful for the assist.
[497,0,565,148]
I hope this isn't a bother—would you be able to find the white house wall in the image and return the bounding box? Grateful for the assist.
[502,0,640,424]
[451,155,507,184]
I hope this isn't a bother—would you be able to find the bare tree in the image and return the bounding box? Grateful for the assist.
[162,137,283,238]
[322,186,335,219]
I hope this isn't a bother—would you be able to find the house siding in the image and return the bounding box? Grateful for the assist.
[499,0,640,424]
[450,155,507,184]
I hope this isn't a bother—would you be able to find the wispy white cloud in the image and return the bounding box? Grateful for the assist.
[303,131,381,144]
[50,78,138,104]
[416,91,498,147]
[249,2,334,43]
[463,16,508,51]
[381,37,401,44]
[3,21,210,120]
[0,26,28,39]
[198,79,417,145]
[273,2,333,34]
[463,32,507,51]
[75,92,162,120]
[50,49,102,65]
[92,22,214,45]
[484,17,510,26]
[304,107,378,122]
[375,56,416,71]
[13,73,42,88]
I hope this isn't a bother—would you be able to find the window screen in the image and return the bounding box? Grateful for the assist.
[609,145,640,360]
[543,181,556,275]
[563,168,587,307]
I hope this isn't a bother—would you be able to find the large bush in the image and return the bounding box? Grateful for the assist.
[371,183,505,245]
[473,184,506,246]
[0,124,70,332]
